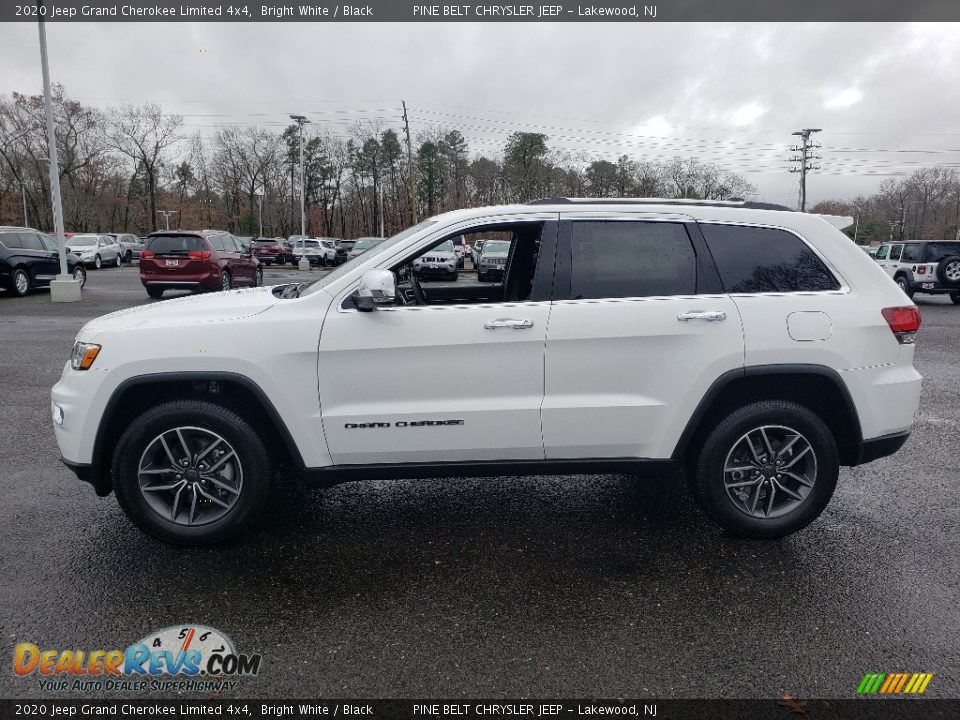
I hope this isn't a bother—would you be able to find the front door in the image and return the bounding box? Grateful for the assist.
[542,215,745,460]
[318,218,557,466]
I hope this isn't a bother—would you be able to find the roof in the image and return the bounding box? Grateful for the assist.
[527,197,793,211]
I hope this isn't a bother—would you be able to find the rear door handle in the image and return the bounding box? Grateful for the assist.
[677,310,727,322]
[484,318,534,329]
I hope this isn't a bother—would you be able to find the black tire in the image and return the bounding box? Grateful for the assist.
[220,271,232,291]
[12,268,31,297]
[123,250,133,263]
[73,265,87,288]
[951,292,960,305]
[936,255,960,286]
[477,272,485,282]
[690,400,839,539]
[114,253,122,268]
[895,275,914,299]
[451,271,459,281]
[146,286,164,299]
[94,254,102,270]
[111,400,273,545]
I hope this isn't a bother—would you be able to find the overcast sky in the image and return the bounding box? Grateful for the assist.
[2,21,959,206]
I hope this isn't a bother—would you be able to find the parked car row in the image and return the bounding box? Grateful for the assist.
[0,226,87,296]
[873,239,960,304]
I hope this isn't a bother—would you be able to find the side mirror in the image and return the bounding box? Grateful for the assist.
[353,269,396,312]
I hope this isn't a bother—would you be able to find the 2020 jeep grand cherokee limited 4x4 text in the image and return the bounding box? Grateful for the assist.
[52,199,922,544]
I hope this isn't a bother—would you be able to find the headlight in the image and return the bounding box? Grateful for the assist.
[71,341,101,370]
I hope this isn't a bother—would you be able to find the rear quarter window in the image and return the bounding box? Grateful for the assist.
[700,224,840,293]
[145,235,206,253]
[0,233,22,249]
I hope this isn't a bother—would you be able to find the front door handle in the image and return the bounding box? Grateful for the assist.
[484,318,534,330]
[677,310,727,322]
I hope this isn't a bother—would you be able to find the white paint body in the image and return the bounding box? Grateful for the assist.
[53,202,922,470]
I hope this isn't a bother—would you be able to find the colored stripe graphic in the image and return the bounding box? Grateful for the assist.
[857,672,932,694]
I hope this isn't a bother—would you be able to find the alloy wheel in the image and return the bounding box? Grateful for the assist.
[14,270,29,296]
[221,272,231,291]
[137,426,243,526]
[723,424,817,519]
[94,254,101,269]
[73,266,86,287]
[944,260,960,282]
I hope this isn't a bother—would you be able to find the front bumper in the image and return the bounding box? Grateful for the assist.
[62,458,112,496]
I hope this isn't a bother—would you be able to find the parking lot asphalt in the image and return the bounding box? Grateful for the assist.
[1,265,958,700]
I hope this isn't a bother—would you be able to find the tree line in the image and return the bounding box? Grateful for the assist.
[7,86,958,244]
[1,86,762,238]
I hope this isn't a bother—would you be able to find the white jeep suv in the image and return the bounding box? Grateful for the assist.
[873,240,960,303]
[52,199,922,544]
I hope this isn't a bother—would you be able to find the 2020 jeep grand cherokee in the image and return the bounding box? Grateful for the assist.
[52,199,922,544]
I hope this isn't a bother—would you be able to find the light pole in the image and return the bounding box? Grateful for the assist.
[21,180,28,226]
[156,210,179,230]
[257,189,264,237]
[290,114,311,238]
[38,3,79,301]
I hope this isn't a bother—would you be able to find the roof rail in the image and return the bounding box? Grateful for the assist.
[526,197,793,211]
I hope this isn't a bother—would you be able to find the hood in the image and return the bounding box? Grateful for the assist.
[79,286,279,338]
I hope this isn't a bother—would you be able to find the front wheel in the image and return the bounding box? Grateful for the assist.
[114,253,122,268]
[124,250,133,263]
[73,265,87,288]
[255,268,263,286]
[94,254,102,270]
[895,275,914,299]
[111,400,273,545]
[690,400,839,539]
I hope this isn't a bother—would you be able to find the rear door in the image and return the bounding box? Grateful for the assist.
[19,231,59,285]
[224,234,255,284]
[542,213,744,460]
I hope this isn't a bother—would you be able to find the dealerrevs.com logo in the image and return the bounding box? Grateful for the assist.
[13,625,261,693]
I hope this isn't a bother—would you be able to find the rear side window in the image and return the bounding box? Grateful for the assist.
[700,224,840,293]
[19,233,44,251]
[145,235,205,254]
[901,244,924,263]
[0,232,22,249]
[569,221,697,299]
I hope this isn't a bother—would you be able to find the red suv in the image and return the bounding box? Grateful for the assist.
[139,230,262,299]
[251,237,287,265]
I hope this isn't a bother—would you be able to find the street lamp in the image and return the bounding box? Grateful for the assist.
[289,114,311,238]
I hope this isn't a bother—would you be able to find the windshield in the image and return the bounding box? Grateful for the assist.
[69,236,98,247]
[145,235,205,254]
[300,240,319,248]
[253,240,277,246]
[422,239,455,255]
[299,220,437,298]
[482,240,511,255]
[353,238,382,251]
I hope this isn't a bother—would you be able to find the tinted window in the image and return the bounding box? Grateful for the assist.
[145,235,205,254]
[901,244,924,263]
[39,234,58,252]
[889,244,903,261]
[0,232,22,249]
[569,221,696,299]
[875,245,888,260]
[923,243,960,262]
[19,232,44,251]
[701,224,840,293]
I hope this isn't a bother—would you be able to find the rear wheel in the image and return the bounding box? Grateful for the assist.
[146,286,164,299]
[12,268,30,296]
[691,400,839,539]
[951,291,960,305]
[123,250,133,263]
[111,400,273,545]
[895,275,914,298]
[936,255,960,285]
[255,267,263,286]
[220,271,232,291]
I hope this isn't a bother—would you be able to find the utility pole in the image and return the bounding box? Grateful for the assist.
[290,114,311,237]
[789,128,822,212]
[155,209,179,230]
[402,100,418,224]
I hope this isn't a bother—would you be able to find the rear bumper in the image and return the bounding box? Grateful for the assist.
[852,431,910,466]
[141,270,218,290]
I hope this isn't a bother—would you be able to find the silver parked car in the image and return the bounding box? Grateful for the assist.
[108,233,144,263]
[65,233,122,269]
[412,238,458,281]
[476,239,510,281]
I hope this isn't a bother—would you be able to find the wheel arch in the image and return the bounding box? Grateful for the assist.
[92,372,305,493]
[672,364,864,467]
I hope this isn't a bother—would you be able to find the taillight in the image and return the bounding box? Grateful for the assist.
[140,250,155,259]
[881,306,921,344]
[188,251,212,260]
[917,265,926,274]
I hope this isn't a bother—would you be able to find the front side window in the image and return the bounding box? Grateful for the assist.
[875,245,889,260]
[700,224,840,293]
[569,221,697,300]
